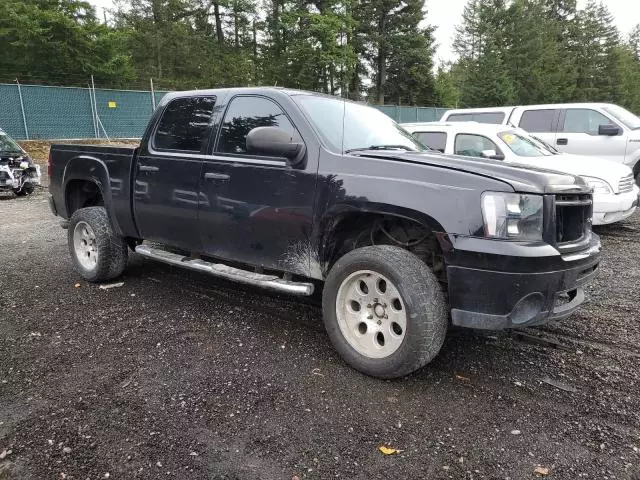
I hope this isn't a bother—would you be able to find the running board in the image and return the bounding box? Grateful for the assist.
[134,245,314,296]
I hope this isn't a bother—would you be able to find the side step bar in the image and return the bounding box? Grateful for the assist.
[134,245,315,296]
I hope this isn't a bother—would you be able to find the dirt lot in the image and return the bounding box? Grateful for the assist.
[0,186,639,480]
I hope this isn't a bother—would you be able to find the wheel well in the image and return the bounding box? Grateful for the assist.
[65,180,104,216]
[324,213,447,283]
[633,160,640,181]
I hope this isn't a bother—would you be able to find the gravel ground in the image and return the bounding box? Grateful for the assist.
[0,187,639,480]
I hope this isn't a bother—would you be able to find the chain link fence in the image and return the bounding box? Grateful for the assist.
[0,83,445,140]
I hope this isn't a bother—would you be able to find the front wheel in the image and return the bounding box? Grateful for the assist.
[68,207,128,282]
[322,245,448,379]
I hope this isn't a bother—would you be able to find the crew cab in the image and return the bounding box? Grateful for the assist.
[441,103,640,180]
[402,121,639,225]
[48,88,601,379]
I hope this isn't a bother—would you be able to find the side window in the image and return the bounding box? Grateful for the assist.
[474,112,505,124]
[216,96,299,155]
[446,113,473,122]
[518,109,557,132]
[454,134,502,158]
[154,96,216,152]
[414,132,447,152]
[562,109,616,135]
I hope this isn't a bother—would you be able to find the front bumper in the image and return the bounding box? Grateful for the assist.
[446,234,601,330]
[592,186,639,225]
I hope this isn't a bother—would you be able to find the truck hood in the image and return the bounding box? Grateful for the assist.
[359,151,590,195]
[507,153,633,194]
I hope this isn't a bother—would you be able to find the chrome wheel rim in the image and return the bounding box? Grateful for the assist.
[73,221,98,271]
[335,270,407,359]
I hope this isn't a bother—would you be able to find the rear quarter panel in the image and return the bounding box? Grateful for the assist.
[49,144,138,237]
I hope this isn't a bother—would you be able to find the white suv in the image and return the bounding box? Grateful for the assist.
[440,103,640,180]
[401,121,639,225]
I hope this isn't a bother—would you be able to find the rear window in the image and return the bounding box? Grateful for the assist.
[446,113,473,122]
[154,96,216,152]
[518,109,557,133]
[413,132,447,152]
[446,112,505,124]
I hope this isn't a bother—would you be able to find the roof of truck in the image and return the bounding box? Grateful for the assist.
[401,121,522,135]
[441,103,621,116]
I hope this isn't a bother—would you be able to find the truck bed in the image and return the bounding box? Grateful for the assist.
[48,143,139,238]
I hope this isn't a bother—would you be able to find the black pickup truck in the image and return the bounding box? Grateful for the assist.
[48,87,601,378]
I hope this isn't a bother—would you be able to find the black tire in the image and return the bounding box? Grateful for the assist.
[322,245,448,379]
[13,185,33,196]
[68,207,128,282]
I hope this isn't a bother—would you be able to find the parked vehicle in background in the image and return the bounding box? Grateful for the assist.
[48,88,600,379]
[402,122,639,225]
[0,128,41,196]
[440,103,640,180]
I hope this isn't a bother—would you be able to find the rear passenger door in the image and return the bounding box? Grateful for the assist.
[515,108,560,146]
[555,108,627,162]
[134,96,216,250]
[198,94,318,274]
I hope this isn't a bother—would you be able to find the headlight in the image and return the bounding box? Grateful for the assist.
[581,176,612,195]
[481,192,544,240]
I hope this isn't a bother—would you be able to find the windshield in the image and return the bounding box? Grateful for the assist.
[0,131,23,153]
[602,105,640,130]
[498,131,554,157]
[293,95,427,153]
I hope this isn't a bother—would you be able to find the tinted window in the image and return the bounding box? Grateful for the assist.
[474,112,505,124]
[414,132,447,152]
[562,109,617,135]
[446,112,504,124]
[217,96,298,154]
[518,109,557,132]
[154,96,216,152]
[454,134,501,158]
[446,113,473,122]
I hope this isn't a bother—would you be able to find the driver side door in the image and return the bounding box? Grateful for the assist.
[198,95,318,275]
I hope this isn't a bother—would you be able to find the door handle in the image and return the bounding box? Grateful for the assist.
[556,138,568,145]
[139,165,159,172]
[204,172,230,181]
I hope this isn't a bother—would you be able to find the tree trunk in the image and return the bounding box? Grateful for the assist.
[233,2,239,49]
[151,0,163,78]
[376,14,387,104]
[213,2,224,45]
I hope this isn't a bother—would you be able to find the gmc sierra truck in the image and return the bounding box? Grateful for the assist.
[48,88,601,379]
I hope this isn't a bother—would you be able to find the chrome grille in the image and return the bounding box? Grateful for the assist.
[619,174,634,193]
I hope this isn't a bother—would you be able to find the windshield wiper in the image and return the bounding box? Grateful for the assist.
[345,144,417,153]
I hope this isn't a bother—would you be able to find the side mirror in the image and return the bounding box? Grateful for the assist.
[598,124,621,136]
[246,126,306,163]
[481,149,505,161]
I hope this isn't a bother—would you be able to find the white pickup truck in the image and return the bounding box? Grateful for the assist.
[402,121,639,225]
[440,103,640,181]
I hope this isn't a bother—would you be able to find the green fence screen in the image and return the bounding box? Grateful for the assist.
[0,83,444,140]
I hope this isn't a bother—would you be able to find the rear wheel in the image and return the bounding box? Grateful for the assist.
[68,207,128,282]
[322,245,448,379]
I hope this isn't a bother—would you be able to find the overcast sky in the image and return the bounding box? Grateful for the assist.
[90,0,639,65]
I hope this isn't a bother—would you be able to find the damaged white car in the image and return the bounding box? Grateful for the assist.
[0,128,41,196]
